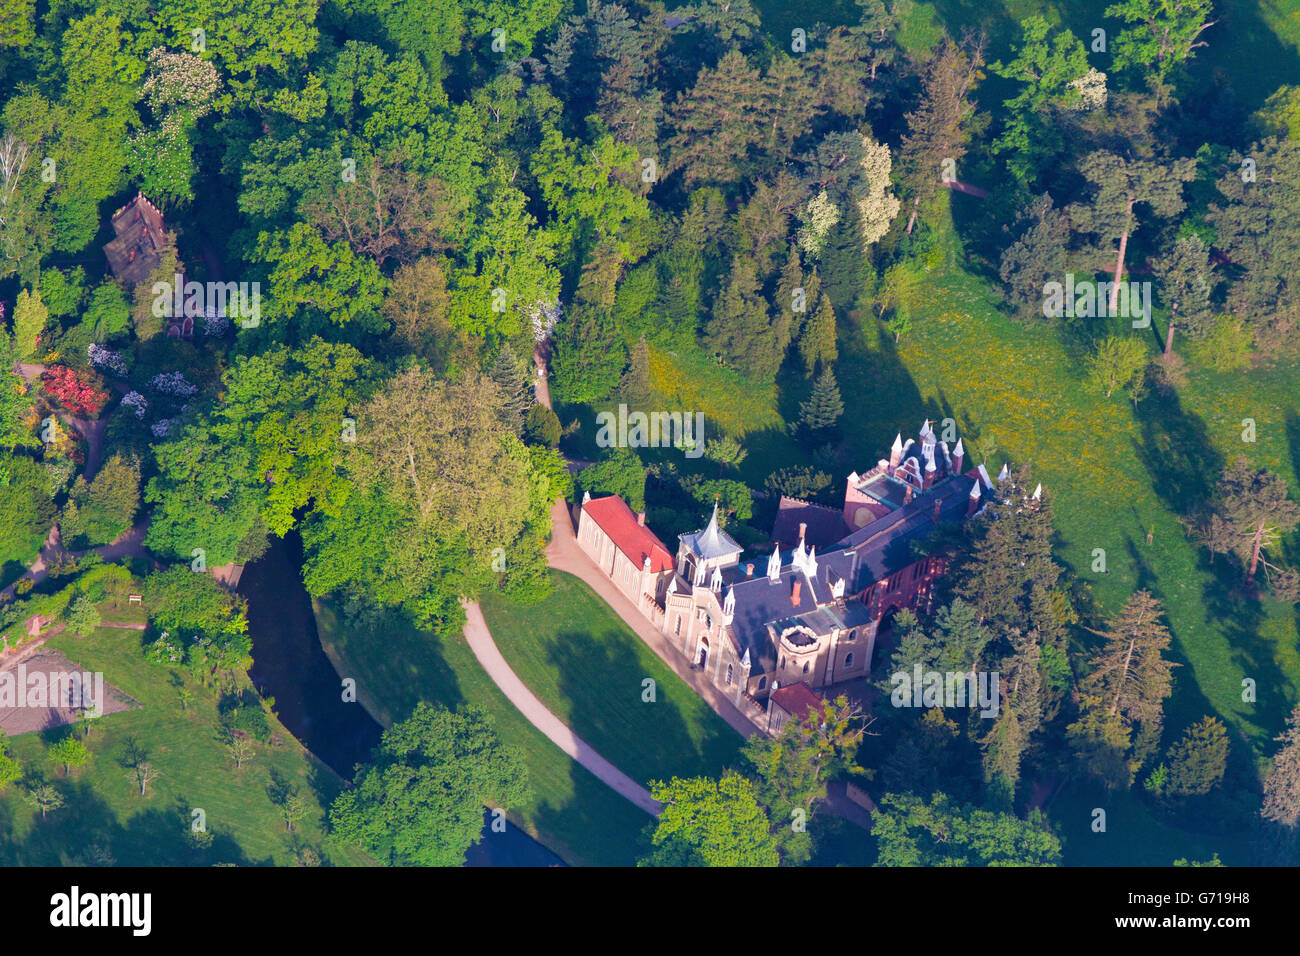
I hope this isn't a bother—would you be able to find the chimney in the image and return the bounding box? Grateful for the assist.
[798,522,807,543]
[636,511,646,526]
[745,563,754,579]
[791,580,802,607]
[933,498,941,522]
[903,485,913,505]
[967,481,982,517]
[952,438,965,476]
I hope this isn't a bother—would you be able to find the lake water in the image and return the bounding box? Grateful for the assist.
[240,533,564,867]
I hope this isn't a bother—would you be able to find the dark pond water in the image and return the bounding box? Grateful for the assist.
[240,532,564,867]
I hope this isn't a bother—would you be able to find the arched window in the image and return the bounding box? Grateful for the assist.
[675,616,681,636]
[802,662,810,674]
[845,652,855,668]
[726,664,734,685]
[758,676,767,690]
[780,657,786,670]
[846,629,856,642]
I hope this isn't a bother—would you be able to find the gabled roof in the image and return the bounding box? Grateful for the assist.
[679,501,742,562]
[103,193,173,287]
[583,495,674,574]
[770,682,822,720]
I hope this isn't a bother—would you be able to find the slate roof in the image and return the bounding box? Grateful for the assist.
[679,502,742,562]
[771,496,850,550]
[715,473,977,669]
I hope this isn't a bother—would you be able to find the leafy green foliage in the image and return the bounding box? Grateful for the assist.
[60,453,140,548]
[873,791,1061,866]
[330,703,529,866]
[641,772,780,867]
[0,453,54,565]
[577,448,647,512]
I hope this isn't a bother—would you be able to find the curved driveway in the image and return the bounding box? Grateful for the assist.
[460,599,661,817]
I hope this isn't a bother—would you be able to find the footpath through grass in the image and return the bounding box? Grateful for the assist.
[312,594,653,866]
[479,570,745,788]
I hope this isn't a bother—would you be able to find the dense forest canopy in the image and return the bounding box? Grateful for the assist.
[0,0,1299,869]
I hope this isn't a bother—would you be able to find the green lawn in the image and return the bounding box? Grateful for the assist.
[830,216,1299,862]
[562,181,1300,863]
[312,593,654,866]
[0,618,372,867]
[479,570,745,789]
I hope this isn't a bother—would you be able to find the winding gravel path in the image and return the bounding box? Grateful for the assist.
[460,599,661,817]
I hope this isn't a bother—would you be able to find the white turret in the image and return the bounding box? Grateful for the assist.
[767,549,781,582]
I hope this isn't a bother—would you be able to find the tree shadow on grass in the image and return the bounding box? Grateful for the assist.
[529,755,653,866]
[0,778,255,866]
[545,627,734,788]
[836,323,945,466]
[1130,380,1223,519]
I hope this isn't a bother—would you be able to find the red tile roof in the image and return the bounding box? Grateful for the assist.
[771,681,822,720]
[583,495,674,574]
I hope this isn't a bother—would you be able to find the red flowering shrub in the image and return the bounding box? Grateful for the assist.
[40,365,110,418]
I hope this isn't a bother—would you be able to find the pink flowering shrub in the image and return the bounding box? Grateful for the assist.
[40,365,110,418]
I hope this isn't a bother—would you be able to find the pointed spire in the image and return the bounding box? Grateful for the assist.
[693,561,706,586]
[805,545,818,579]
[1032,483,1042,500]
[582,490,591,504]
[997,463,1009,484]
[767,549,781,582]
[723,584,735,617]
[741,648,751,668]
[920,419,932,438]
[667,577,678,597]
[969,481,982,500]
[953,437,964,459]
[889,433,904,468]
[699,500,722,547]
[710,566,723,592]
